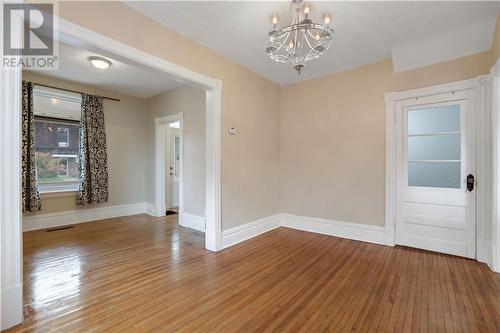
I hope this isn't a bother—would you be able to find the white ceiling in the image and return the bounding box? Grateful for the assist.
[28,42,183,99]
[126,1,499,85]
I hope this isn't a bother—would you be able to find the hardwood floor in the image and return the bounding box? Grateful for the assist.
[5,214,500,332]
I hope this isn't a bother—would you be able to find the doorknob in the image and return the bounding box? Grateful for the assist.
[467,174,475,192]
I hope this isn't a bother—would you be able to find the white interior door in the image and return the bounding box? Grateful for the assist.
[166,127,180,209]
[395,90,476,258]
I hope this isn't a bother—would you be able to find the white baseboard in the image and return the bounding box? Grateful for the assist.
[144,203,157,217]
[23,202,147,232]
[281,213,386,246]
[1,283,23,330]
[179,213,206,233]
[24,205,387,251]
[222,214,281,249]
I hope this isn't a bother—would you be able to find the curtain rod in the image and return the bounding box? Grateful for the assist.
[33,83,121,102]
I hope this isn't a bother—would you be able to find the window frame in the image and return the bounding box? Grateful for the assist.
[404,101,465,190]
[34,117,81,194]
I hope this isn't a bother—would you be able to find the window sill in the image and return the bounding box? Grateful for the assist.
[40,189,77,198]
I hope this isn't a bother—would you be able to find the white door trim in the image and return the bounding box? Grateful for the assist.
[1,13,222,330]
[395,91,475,258]
[490,58,500,273]
[385,76,493,268]
[155,113,184,218]
[0,10,23,331]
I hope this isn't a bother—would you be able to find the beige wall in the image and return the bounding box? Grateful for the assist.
[493,15,500,65]
[280,51,492,227]
[147,86,206,217]
[57,1,282,230]
[30,3,496,230]
[23,71,147,214]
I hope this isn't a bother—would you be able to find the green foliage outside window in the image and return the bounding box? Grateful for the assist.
[35,152,60,181]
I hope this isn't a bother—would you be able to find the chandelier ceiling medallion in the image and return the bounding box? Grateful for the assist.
[265,0,334,74]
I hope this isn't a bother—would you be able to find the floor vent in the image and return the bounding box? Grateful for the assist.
[165,210,178,216]
[46,226,75,232]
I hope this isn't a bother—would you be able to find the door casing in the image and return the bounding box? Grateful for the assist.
[155,113,184,216]
[395,90,476,258]
[385,76,493,268]
[166,126,181,209]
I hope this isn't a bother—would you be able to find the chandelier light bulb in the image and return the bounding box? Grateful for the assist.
[272,14,279,26]
[304,5,310,15]
[289,41,294,49]
[315,33,320,41]
[324,14,331,25]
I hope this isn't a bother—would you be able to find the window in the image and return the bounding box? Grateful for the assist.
[33,87,81,193]
[57,128,69,147]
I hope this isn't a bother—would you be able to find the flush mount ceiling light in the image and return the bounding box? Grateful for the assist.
[265,0,334,74]
[88,56,112,70]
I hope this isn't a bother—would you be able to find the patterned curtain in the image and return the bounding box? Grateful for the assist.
[77,94,109,205]
[21,81,42,212]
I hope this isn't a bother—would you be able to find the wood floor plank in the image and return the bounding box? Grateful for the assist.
[4,214,500,333]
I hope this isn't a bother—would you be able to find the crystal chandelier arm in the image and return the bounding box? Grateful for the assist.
[292,10,299,52]
[304,29,314,49]
[273,39,296,59]
[274,27,293,53]
[305,32,324,51]
[304,44,318,60]
[304,38,330,61]
[280,30,293,45]
[305,29,317,40]
[273,54,294,63]
[293,29,298,52]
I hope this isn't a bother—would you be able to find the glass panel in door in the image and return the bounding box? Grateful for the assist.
[407,104,461,189]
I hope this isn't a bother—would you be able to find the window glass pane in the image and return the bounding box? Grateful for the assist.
[408,105,460,135]
[408,133,460,161]
[174,136,180,177]
[34,117,80,192]
[408,162,460,188]
[33,87,81,193]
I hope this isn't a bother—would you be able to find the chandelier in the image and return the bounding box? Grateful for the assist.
[265,0,334,74]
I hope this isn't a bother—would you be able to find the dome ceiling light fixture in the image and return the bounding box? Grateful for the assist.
[88,56,112,70]
[265,0,334,74]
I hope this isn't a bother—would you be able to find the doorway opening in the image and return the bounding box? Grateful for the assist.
[166,121,181,212]
[1,13,222,330]
[156,114,183,216]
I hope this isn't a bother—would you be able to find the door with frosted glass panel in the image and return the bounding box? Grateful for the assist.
[395,90,476,258]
